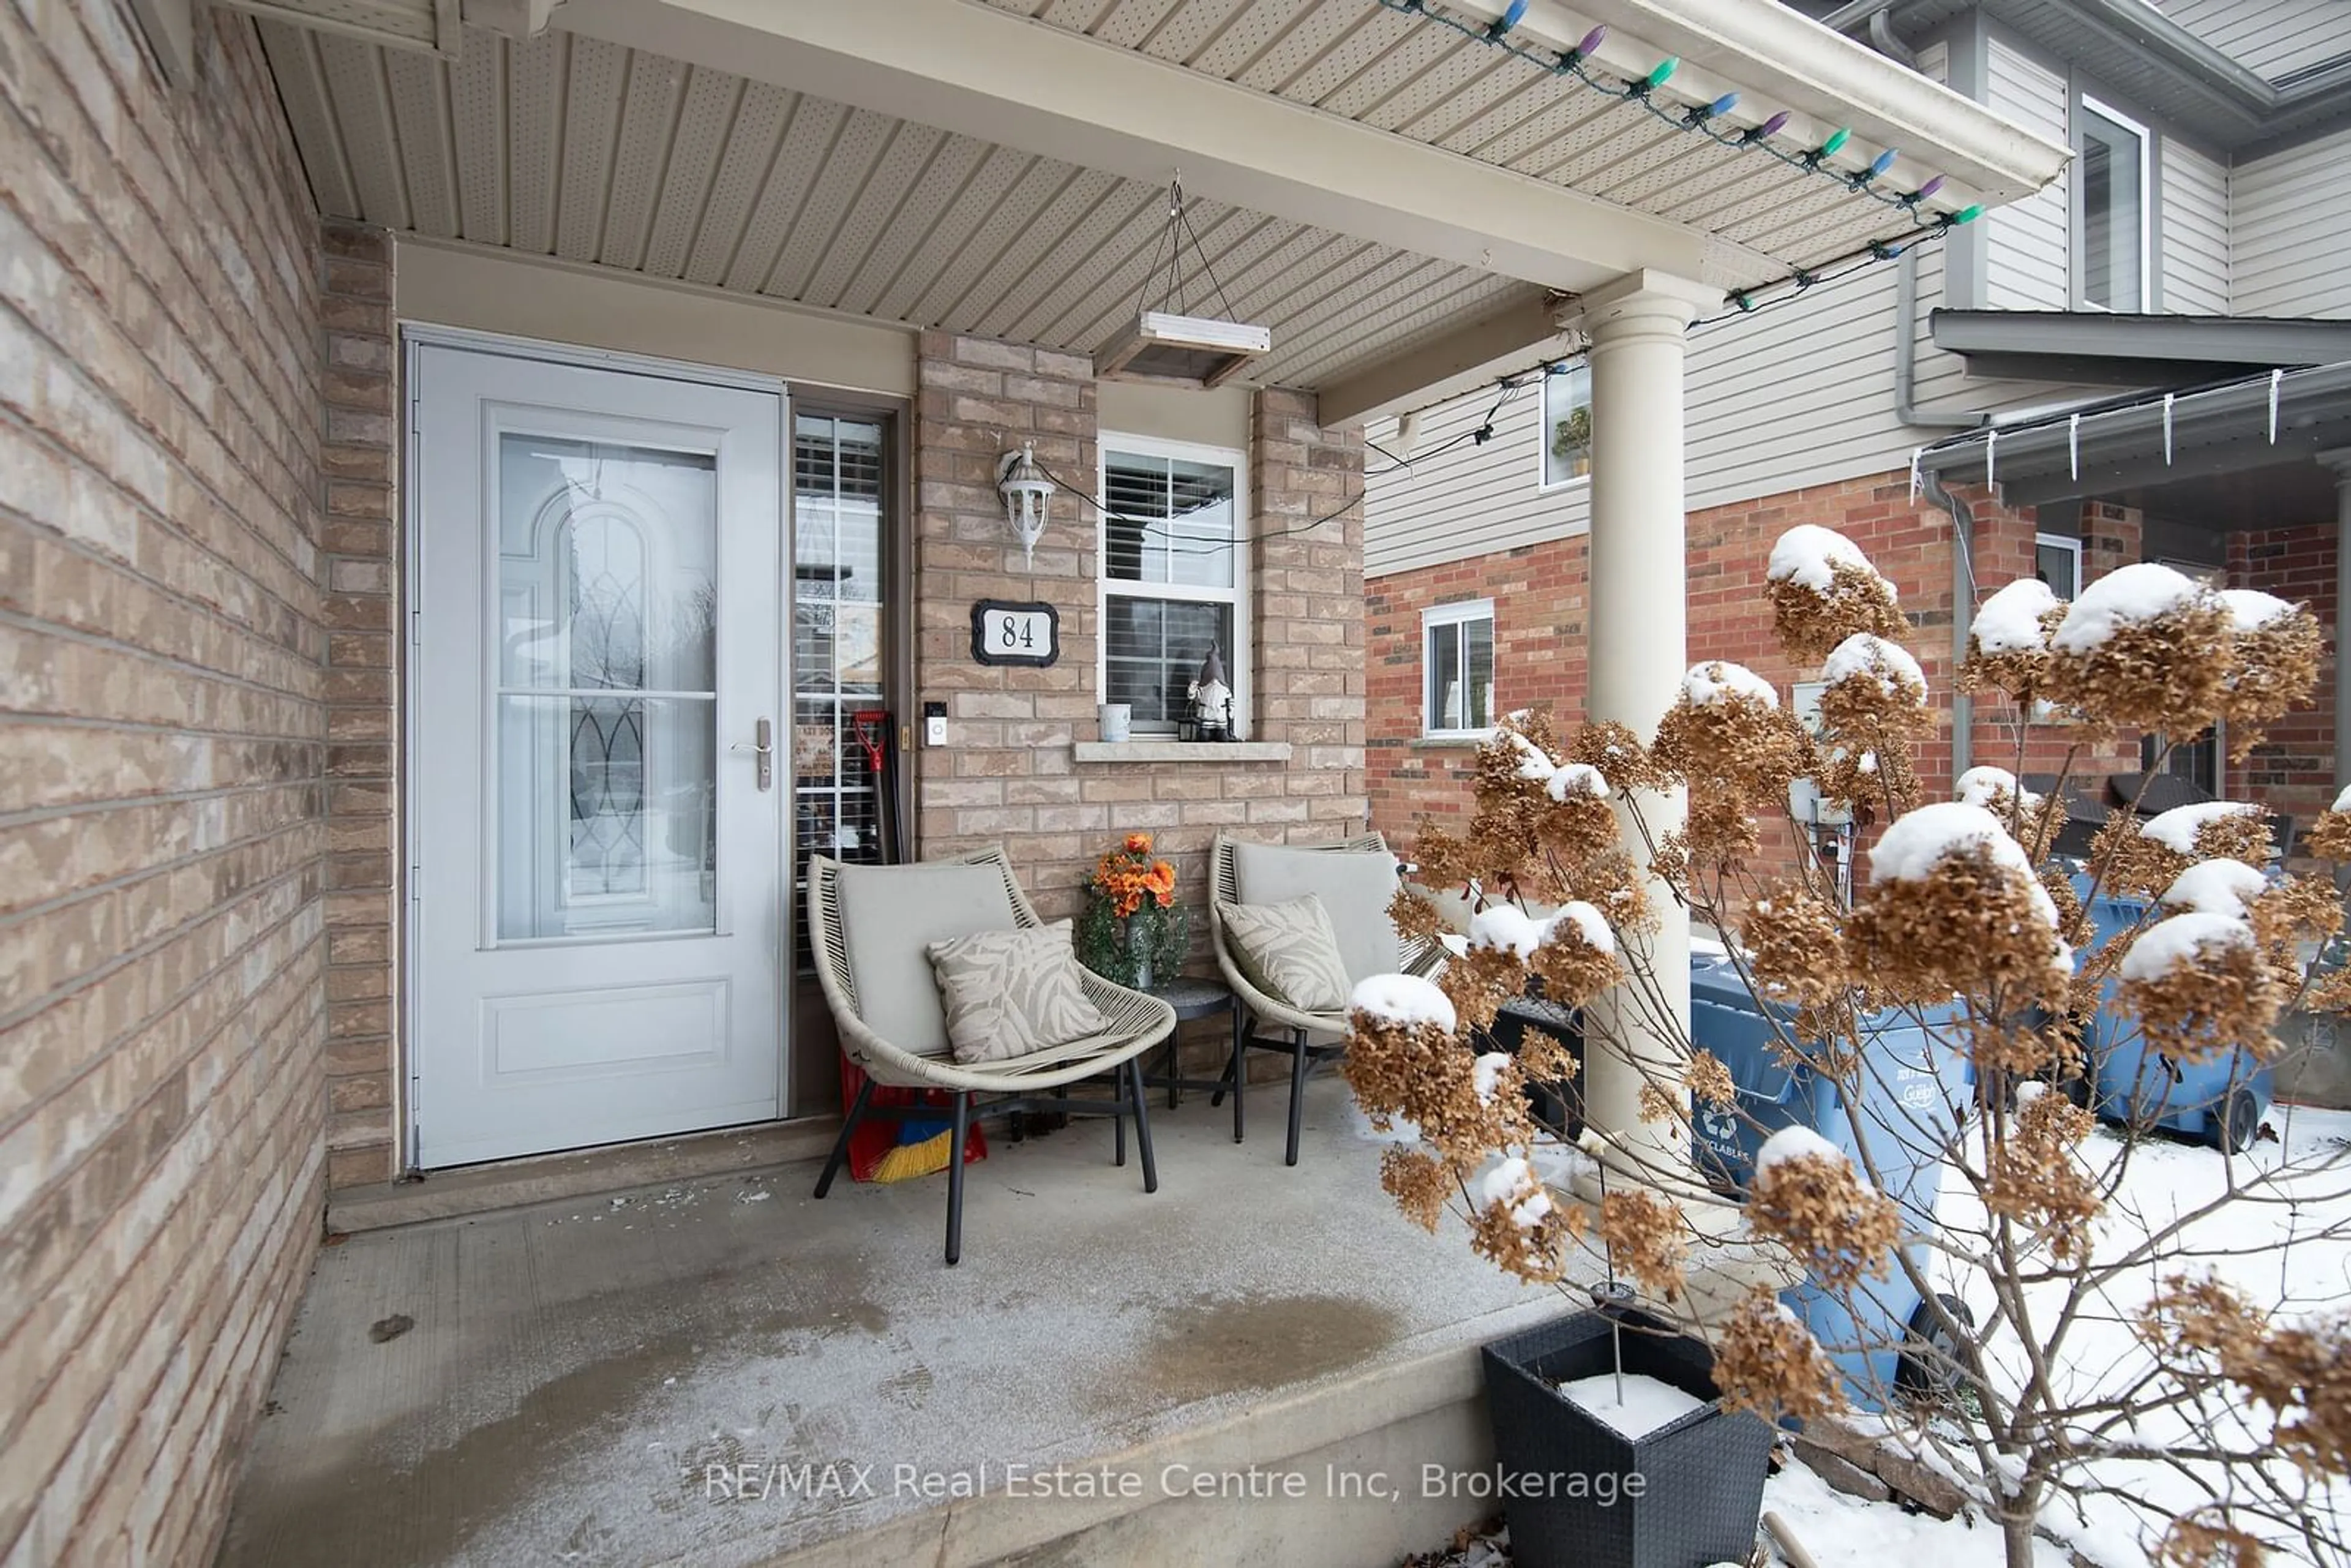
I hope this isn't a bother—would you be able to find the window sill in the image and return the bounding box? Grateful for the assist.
[1073,740,1294,764]
[1412,735,1491,750]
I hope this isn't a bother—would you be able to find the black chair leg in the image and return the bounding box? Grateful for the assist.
[1164,1037,1180,1110]
[944,1091,969,1267]
[1128,1058,1158,1194]
[1220,1007,1246,1143]
[813,1077,874,1198]
[1114,1077,1128,1168]
[1285,1028,1308,1167]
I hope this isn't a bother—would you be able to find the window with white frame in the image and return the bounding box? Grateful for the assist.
[2034,532,2082,600]
[1423,599,1496,738]
[1540,364,1592,489]
[2077,97,2149,312]
[1100,435,1246,733]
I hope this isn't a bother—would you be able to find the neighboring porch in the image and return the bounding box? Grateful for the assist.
[217,1077,1575,1568]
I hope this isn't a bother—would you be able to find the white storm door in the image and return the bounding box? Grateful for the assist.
[410,343,786,1168]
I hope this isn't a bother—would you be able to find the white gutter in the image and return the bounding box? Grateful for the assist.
[1444,0,2071,206]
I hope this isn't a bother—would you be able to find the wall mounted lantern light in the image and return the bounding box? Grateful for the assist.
[996,441,1054,566]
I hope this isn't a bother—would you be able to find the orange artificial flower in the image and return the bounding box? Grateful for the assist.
[1125,831,1153,855]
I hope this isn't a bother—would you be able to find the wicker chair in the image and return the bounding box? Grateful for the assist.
[1209,832,1446,1166]
[807,846,1177,1264]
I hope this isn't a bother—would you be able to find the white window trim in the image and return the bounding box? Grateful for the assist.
[2035,531,2083,599]
[2075,94,2152,314]
[1422,598,1496,739]
[1536,364,1594,493]
[1097,431,1250,736]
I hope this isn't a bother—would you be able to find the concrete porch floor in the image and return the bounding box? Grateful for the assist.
[217,1076,1582,1568]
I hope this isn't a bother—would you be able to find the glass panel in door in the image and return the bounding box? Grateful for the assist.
[493,434,720,941]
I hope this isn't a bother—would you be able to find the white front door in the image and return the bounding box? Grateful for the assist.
[410,342,786,1168]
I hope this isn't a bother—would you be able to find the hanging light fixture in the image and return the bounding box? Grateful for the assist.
[996,441,1054,565]
[1095,174,1271,387]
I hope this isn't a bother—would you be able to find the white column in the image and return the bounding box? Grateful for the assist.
[1571,269,1720,1185]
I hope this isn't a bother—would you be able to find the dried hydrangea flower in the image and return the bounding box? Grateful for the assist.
[1466,1153,1581,1283]
[1379,1146,1452,1232]
[1712,1289,1848,1425]
[1846,803,2073,1010]
[1569,719,1673,795]
[1982,1086,2100,1262]
[1597,1187,1689,1301]
[1961,576,2066,701]
[1744,883,1848,1008]
[2308,787,2351,863]
[2104,801,2273,898]
[1746,1128,1902,1290]
[2154,1514,2271,1568]
[1815,632,1930,740]
[2216,590,2322,757]
[1651,661,1810,799]
[1766,524,1908,664]
[2043,562,2234,733]
[1526,901,1622,1008]
[2117,910,2287,1063]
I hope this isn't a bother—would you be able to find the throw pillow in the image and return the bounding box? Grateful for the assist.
[926,921,1110,1065]
[1229,838,1403,985]
[1217,895,1352,1014]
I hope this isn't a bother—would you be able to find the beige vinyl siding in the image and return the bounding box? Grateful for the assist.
[2160,0,2351,80]
[1365,376,1579,576]
[2233,127,2351,318]
[1982,37,2071,310]
[2159,137,2230,313]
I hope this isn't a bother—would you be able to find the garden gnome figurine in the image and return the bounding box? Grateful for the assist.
[1188,647,1233,741]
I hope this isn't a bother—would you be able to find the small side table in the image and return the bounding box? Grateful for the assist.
[1142,976,1243,1143]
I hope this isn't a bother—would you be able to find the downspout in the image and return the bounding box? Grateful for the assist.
[1895,247,1987,784]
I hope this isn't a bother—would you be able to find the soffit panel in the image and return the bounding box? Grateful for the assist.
[271,18,1928,391]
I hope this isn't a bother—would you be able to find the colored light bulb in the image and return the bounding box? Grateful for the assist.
[1708,92,1739,118]
[1820,127,1851,157]
[1579,26,1607,53]
[1953,203,1983,225]
[1645,56,1678,88]
[1488,0,1529,37]
[1913,174,1946,201]
[1869,148,1899,177]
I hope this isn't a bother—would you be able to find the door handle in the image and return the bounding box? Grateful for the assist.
[732,717,773,791]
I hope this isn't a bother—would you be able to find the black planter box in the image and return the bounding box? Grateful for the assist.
[1480,1310,1772,1568]
[1471,995,1584,1138]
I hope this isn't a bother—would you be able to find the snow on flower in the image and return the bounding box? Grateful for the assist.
[1955,765,2043,814]
[1349,973,1457,1033]
[1545,762,1610,801]
[2161,859,2268,918]
[1870,801,2062,931]
[1757,1123,1850,1174]
[2139,800,2262,856]
[2336,782,2351,814]
[1682,659,1779,710]
[2049,561,2205,655]
[1544,900,1615,955]
[1767,523,1875,593]
[2120,910,2257,983]
[1970,576,2061,654]
[1469,904,1547,958]
[1503,729,1556,782]
[2220,588,2295,629]
[1470,1052,1513,1105]
[1471,1154,1552,1229]
[1821,632,1927,696]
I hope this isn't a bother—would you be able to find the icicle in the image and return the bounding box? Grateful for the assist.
[1985,427,1997,488]
[2270,369,2283,443]
[2068,412,2080,481]
[2162,392,2175,464]
[1907,446,1922,501]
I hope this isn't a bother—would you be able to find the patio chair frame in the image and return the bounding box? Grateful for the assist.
[1208,832,1445,1166]
[806,846,1178,1265]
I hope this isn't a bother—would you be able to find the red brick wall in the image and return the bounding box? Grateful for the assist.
[2,9,327,1563]
[2229,522,2339,838]
[1367,470,2142,869]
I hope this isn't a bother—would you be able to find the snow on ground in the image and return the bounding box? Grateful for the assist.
[1761,1457,2075,1566]
[1916,1104,2351,1566]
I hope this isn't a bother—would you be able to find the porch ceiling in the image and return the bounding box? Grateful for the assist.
[258,18,1532,390]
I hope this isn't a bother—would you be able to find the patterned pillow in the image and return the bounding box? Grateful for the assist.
[926,921,1110,1065]
[1217,895,1352,1015]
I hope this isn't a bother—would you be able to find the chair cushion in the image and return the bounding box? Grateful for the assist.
[835,860,1019,1056]
[1217,895,1353,1015]
[1231,839,1402,985]
[926,921,1110,1065]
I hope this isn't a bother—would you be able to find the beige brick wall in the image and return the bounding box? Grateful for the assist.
[0,8,327,1564]
[910,332,1370,991]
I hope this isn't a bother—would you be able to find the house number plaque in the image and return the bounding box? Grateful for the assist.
[970,599,1060,667]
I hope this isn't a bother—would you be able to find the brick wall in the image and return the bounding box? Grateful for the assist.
[1,8,327,1564]
[1367,470,2140,866]
[910,336,1367,1062]
[317,224,400,1188]
[2229,521,2339,838]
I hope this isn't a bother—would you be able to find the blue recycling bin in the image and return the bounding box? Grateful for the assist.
[1686,951,1972,1409]
[2069,876,2273,1152]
